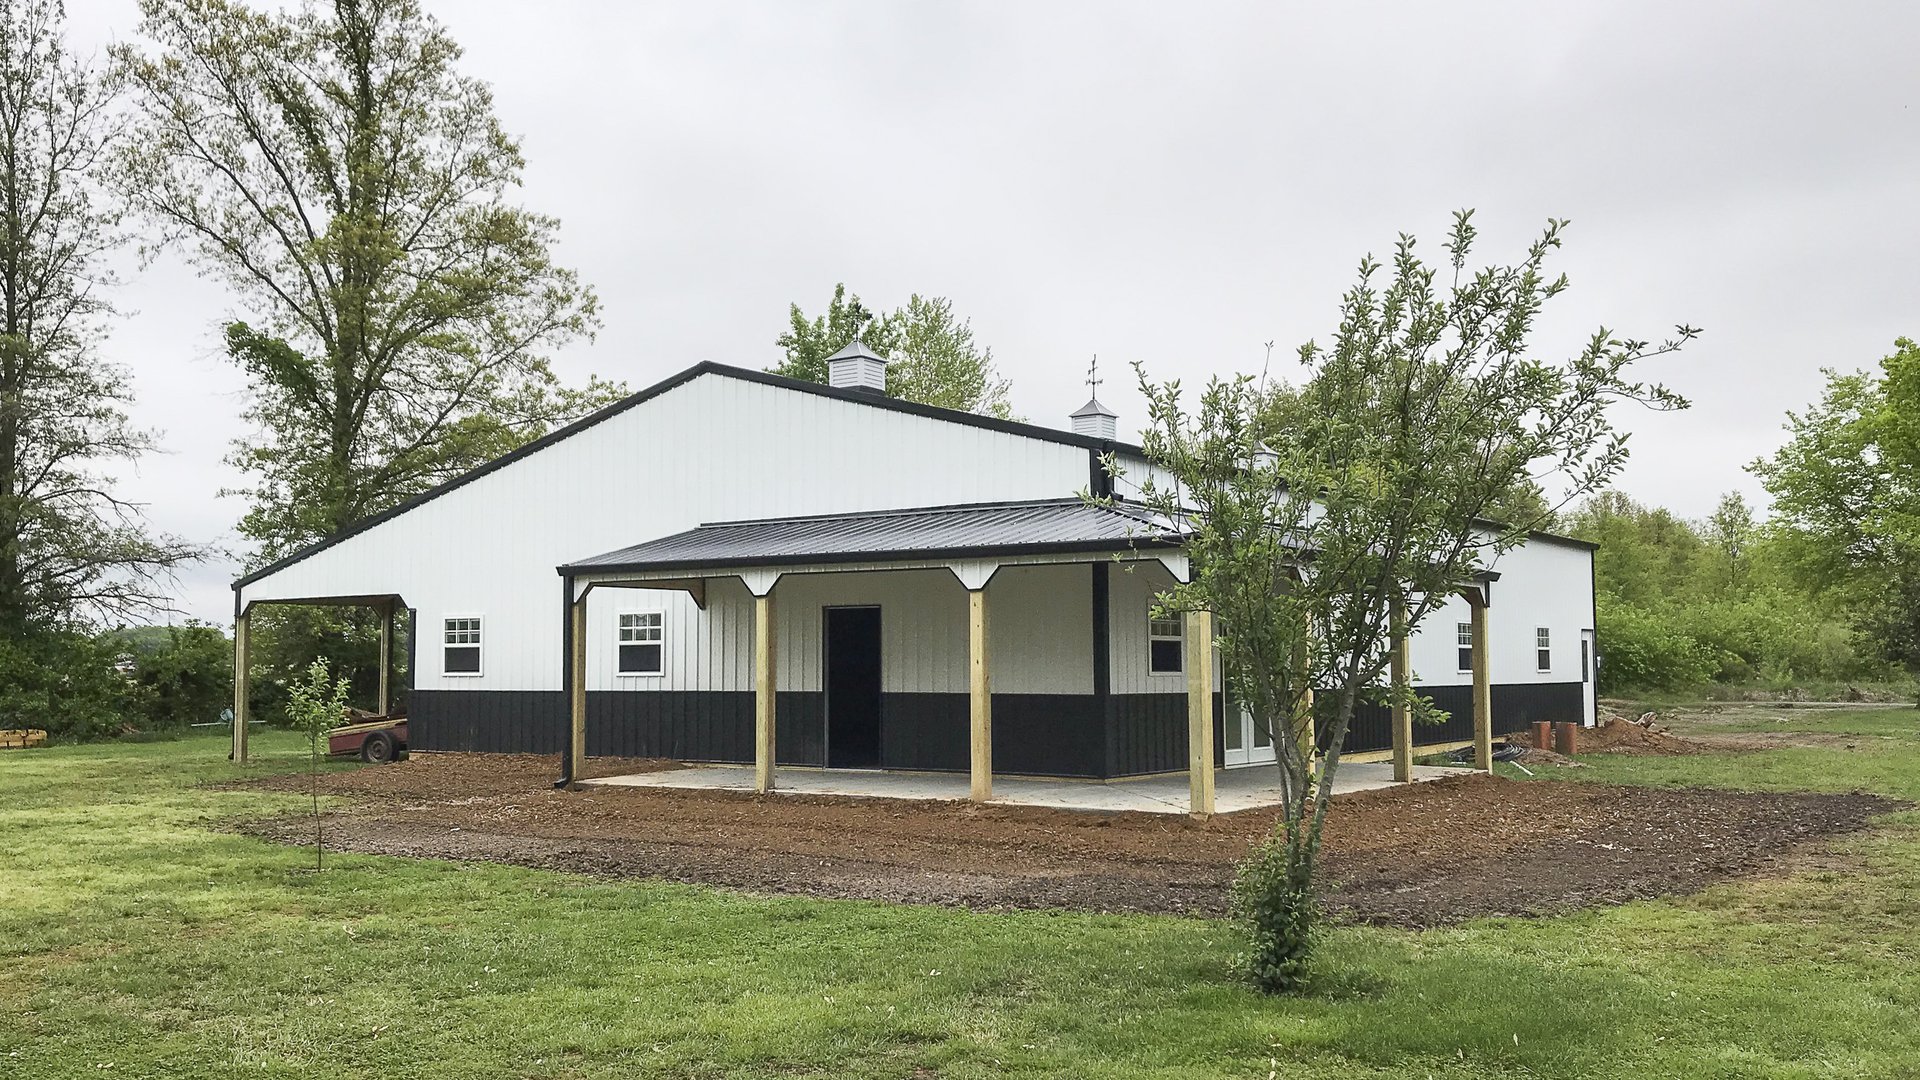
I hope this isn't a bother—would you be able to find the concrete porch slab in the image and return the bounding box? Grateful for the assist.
[580,760,1462,815]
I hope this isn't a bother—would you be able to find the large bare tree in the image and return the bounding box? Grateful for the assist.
[0,0,195,633]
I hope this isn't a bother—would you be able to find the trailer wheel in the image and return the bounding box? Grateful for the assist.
[361,731,397,764]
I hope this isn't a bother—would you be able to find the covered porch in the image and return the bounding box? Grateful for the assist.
[555,497,1502,819]
[580,758,1462,815]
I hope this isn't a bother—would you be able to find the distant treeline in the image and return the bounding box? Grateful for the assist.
[1567,491,1904,696]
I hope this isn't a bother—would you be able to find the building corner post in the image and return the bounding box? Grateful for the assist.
[754,590,777,794]
[1471,592,1493,774]
[1186,608,1216,819]
[968,587,992,803]
[568,587,587,787]
[1390,596,1412,783]
[232,603,250,764]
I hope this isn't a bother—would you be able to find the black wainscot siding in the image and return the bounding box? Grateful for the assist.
[410,690,567,754]
[1104,693,1224,777]
[879,693,1106,778]
[1318,682,1585,755]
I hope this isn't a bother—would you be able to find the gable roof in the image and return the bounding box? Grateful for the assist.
[234,362,1145,590]
[560,498,1181,576]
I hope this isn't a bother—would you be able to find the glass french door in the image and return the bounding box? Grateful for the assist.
[1222,698,1277,767]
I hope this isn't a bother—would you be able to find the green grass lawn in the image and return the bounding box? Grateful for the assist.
[5,721,1920,1080]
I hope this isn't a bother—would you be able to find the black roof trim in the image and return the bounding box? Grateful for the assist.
[234,362,1146,590]
[719,364,1145,455]
[1477,520,1599,552]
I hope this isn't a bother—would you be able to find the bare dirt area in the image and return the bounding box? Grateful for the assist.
[225,753,1897,928]
[1599,700,1919,752]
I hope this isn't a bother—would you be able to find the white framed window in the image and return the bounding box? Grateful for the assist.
[443,616,482,676]
[1536,627,1552,672]
[618,611,665,676]
[1456,622,1474,672]
[1149,612,1184,675]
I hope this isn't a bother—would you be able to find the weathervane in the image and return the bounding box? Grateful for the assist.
[1087,354,1102,398]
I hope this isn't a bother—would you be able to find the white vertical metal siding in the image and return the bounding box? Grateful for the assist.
[1406,537,1596,691]
[240,371,1094,691]
[1107,558,1197,695]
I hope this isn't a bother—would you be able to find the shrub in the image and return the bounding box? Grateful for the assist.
[1231,833,1317,993]
[0,629,134,740]
[1596,599,1715,693]
[114,623,234,731]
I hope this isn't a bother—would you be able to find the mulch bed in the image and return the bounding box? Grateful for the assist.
[227,753,1898,928]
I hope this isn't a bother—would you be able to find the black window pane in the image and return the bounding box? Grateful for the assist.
[445,646,480,673]
[1150,639,1183,674]
[1458,647,1473,671]
[1538,649,1551,670]
[621,643,662,674]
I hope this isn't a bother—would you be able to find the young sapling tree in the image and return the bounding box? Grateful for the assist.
[285,657,352,870]
[1125,211,1693,991]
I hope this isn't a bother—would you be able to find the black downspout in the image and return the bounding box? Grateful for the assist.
[1092,560,1111,777]
[1088,445,1116,498]
[554,573,575,789]
[229,586,243,761]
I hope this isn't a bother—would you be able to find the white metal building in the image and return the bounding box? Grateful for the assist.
[232,342,1597,808]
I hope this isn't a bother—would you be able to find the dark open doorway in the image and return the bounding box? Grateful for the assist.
[825,606,883,769]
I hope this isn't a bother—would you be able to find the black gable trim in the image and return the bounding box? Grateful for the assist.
[234,361,1145,591]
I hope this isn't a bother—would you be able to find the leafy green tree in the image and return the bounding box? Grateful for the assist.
[774,284,1014,418]
[1127,211,1691,991]
[0,627,132,739]
[1753,339,1920,673]
[1563,491,1712,606]
[1481,477,1557,532]
[774,283,895,385]
[112,0,620,560]
[0,0,198,635]
[111,622,235,730]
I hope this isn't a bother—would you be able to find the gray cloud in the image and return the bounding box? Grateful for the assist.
[69,0,1920,623]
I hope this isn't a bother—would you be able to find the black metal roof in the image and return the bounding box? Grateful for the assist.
[559,498,1184,576]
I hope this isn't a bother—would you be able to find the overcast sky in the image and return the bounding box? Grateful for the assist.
[66,1,1919,625]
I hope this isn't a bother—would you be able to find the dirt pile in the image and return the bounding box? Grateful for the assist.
[1580,714,1707,755]
[228,753,1896,928]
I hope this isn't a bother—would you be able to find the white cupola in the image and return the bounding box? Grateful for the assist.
[1069,355,1118,439]
[826,336,887,393]
[1070,397,1118,440]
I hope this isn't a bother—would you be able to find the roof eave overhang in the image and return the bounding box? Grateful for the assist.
[558,535,1186,578]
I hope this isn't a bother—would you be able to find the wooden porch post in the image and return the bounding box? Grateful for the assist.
[969,587,992,802]
[1390,597,1412,782]
[569,594,587,784]
[754,591,777,794]
[376,598,394,716]
[1186,608,1215,818]
[1471,592,1493,774]
[232,607,250,764]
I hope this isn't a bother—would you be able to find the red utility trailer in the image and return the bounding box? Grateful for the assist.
[327,710,409,763]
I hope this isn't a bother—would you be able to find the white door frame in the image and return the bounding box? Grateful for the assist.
[1581,628,1598,725]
